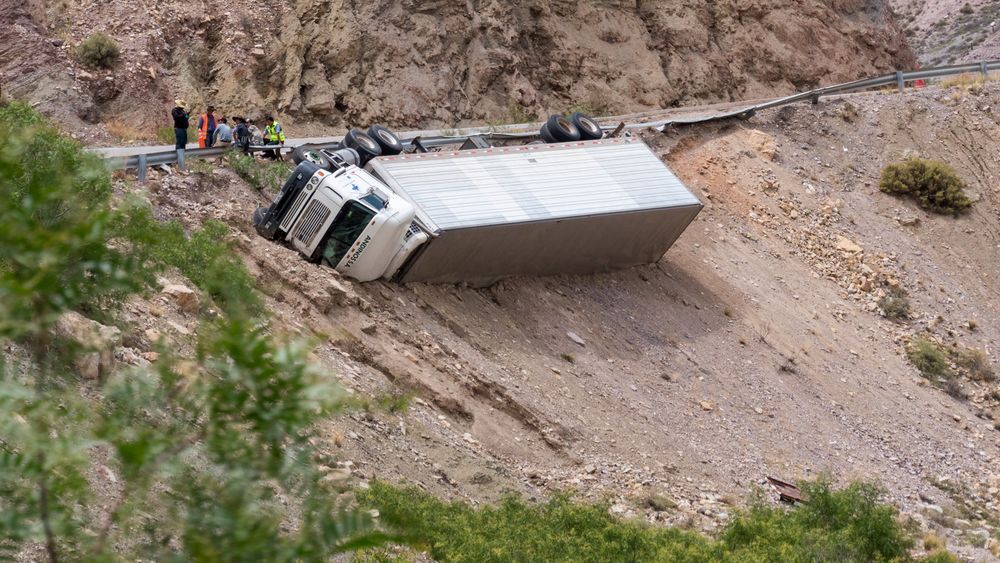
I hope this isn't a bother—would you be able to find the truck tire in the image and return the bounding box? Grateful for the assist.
[291,145,335,170]
[570,112,603,140]
[539,124,557,143]
[343,128,383,165]
[367,124,403,155]
[541,115,581,143]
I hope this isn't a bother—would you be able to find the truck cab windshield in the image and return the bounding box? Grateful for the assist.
[320,202,376,267]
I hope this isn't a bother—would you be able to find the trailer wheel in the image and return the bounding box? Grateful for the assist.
[343,128,383,165]
[570,112,603,140]
[539,123,557,143]
[292,145,335,169]
[367,124,403,155]
[542,114,581,143]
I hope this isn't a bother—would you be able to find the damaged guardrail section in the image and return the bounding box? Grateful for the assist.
[99,59,1000,180]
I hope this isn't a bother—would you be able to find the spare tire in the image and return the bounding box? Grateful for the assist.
[292,145,335,169]
[367,124,403,155]
[541,115,581,143]
[570,112,603,140]
[343,128,383,165]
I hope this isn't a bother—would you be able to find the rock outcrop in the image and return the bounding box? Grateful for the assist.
[3,0,913,138]
[265,0,915,127]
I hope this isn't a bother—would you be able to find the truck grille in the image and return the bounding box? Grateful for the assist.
[404,221,423,241]
[292,200,331,245]
[279,185,313,232]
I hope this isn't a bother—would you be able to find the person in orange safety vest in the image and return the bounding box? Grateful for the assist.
[197,105,217,148]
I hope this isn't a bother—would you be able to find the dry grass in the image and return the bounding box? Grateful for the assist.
[939,73,987,90]
[105,119,155,143]
[923,531,945,552]
[951,346,996,382]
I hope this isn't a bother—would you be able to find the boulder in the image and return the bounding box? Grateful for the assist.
[834,235,863,253]
[54,311,122,379]
[161,284,199,313]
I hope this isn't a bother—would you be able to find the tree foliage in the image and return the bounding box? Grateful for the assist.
[0,102,389,560]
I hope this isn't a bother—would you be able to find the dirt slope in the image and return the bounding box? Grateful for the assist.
[3,0,913,142]
[129,81,1000,559]
[892,0,1000,65]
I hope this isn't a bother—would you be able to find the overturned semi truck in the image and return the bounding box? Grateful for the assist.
[252,115,703,287]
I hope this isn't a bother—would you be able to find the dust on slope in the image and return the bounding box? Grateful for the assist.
[136,82,1000,558]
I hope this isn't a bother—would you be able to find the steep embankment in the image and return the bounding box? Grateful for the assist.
[892,0,1000,65]
[3,0,913,141]
[132,82,1000,559]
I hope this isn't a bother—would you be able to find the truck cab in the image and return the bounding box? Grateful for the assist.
[252,160,428,282]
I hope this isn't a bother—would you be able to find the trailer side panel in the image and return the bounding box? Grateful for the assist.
[398,204,701,285]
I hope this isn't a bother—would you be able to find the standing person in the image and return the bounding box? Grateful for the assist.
[197,105,217,148]
[214,117,233,147]
[232,117,252,155]
[171,99,190,150]
[263,115,285,160]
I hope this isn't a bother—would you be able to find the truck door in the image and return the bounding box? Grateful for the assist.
[317,201,377,267]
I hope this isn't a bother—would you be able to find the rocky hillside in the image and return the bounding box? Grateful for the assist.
[128,80,1000,559]
[3,0,913,141]
[892,0,1000,65]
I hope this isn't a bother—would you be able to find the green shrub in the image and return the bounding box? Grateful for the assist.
[362,483,714,562]
[362,479,918,562]
[907,338,953,380]
[879,158,972,215]
[225,151,290,193]
[720,480,912,562]
[76,31,120,69]
[115,205,262,318]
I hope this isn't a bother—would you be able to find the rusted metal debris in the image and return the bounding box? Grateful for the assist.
[767,476,804,504]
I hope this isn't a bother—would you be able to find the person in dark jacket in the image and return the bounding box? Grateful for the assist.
[232,117,252,155]
[171,99,190,150]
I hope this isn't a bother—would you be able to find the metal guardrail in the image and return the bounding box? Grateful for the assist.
[105,59,1000,180]
[638,60,1000,131]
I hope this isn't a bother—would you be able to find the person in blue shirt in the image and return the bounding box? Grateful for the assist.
[213,117,233,147]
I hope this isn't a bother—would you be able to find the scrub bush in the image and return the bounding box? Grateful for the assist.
[879,158,972,215]
[878,287,912,320]
[907,338,953,380]
[362,478,920,562]
[76,32,120,69]
[225,151,290,193]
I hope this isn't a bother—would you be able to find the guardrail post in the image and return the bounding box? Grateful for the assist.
[981,62,989,77]
[137,154,147,183]
[895,71,905,93]
[176,148,185,171]
[810,94,820,105]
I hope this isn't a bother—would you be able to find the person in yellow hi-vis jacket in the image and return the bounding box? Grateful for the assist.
[263,115,285,160]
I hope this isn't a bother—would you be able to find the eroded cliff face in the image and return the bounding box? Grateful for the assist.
[264,0,915,127]
[3,0,912,139]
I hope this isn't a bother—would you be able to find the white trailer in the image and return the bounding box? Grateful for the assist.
[253,135,702,286]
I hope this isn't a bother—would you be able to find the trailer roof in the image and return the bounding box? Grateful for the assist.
[367,138,701,233]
